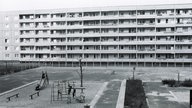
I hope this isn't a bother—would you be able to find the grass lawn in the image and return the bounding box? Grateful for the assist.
[124,79,148,108]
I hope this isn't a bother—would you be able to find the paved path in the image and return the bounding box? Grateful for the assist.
[94,80,121,108]
[144,82,188,108]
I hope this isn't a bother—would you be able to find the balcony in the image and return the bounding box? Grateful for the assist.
[119,12,136,18]
[137,23,155,27]
[174,49,192,53]
[34,15,51,22]
[176,22,192,27]
[119,23,136,27]
[35,25,50,30]
[156,23,175,27]
[19,17,34,22]
[156,31,175,36]
[137,14,156,19]
[50,25,67,29]
[67,25,83,29]
[176,13,192,18]
[137,31,155,36]
[156,13,175,18]
[175,31,192,35]
[156,49,175,53]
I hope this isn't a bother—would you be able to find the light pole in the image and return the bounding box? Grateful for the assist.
[178,71,180,84]
[79,58,83,93]
[133,67,135,80]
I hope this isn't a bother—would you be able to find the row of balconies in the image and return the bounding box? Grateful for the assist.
[19,57,192,63]
[19,40,192,46]
[19,52,192,56]
[19,20,192,28]
[19,30,192,36]
[19,54,192,59]
[19,9,192,20]
[19,49,192,54]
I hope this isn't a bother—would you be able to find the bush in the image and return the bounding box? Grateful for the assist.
[162,79,176,87]
[182,79,192,87]
[124,79,148,108]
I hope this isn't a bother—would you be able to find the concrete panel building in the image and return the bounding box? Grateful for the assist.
[1,3,192,67]
[0,12,20,61]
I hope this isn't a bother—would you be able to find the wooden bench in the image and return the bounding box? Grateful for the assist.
[7,93,19,101]
[29,91,40,99]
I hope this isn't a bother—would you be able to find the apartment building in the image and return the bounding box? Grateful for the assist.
[1,4,192,67]
[0,12,20,61]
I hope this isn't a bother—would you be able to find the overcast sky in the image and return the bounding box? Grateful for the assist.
[0,0,192,11]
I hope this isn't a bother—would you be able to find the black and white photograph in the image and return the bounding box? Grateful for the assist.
[1,0,192,108]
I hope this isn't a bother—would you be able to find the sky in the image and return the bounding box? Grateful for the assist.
[0,0,192,11]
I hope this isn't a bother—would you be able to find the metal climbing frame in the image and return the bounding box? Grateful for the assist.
[51,80,71,103]
[50,80,86,104]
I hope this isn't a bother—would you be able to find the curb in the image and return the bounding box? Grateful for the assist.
[116,79,126,108]
[89,82,108,108]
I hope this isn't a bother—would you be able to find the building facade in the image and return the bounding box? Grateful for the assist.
[1,4,192,67]
[0,12,20,61]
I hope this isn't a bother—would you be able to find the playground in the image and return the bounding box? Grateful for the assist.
[0,67,192,108]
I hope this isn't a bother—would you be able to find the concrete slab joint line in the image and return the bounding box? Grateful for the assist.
[169,91,178,101]
[143,82,150,108]
[116,79,126,108]
[89,82,108,108]
[146,98,150,108]
[0,80,38,97]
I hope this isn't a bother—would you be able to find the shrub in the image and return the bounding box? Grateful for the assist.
[182,79,192,87]
[124,79,148,108]
[162,79,176,87]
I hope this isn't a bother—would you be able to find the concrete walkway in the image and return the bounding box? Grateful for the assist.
[144,82,188,108]
[94,80,121,108]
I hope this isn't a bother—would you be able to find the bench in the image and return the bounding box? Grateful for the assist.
[29,91,40,99]
[7,93,19,101]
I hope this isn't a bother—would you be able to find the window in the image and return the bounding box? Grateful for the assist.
[5,24,9,28]
[15,54,19,57]
[5,39,8,43]
[166,19,168,23]
[15,47,19,50]
[5,46,8,50]
[157,19,160,23]
[5,16,9,21]
[188,46,191,49]
[15,39,19,43]
[5,54,9,57]
[121,46,124,49]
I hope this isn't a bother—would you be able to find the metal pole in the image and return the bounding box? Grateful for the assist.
[133,67,135,80]
[190,90,192,108]
[5,61,8,75]
[79,59,83,93]
[178,72,180,84]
